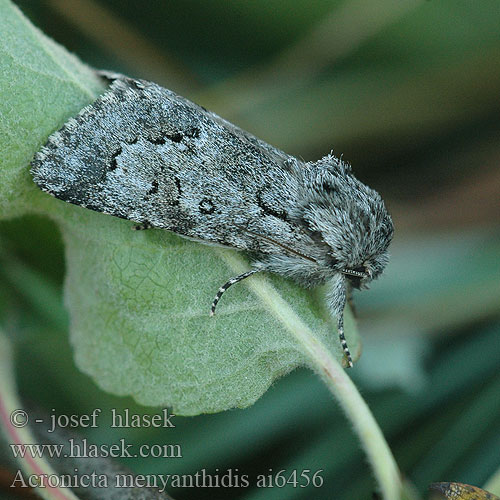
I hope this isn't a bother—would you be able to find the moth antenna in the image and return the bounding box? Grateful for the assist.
[337,316,353,368]
[341,268,369,278]
[210,270,259,316]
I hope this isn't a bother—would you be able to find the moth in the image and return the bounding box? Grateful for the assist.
[31,72,394,368]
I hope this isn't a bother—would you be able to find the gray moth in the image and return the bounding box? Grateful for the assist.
[31,72,394,368]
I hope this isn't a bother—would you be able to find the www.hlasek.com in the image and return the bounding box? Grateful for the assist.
[10,439,182,459]
[11,468,325,492]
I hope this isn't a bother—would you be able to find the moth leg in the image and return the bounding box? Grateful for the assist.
[338,317,353,368]
[210,270,259,316]
[346,284,357,318]
[132,222,153,231]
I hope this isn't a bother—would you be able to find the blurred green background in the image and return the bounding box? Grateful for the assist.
[1,1,499,499]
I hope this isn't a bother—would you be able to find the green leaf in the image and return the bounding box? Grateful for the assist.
[0,0,359,415]
[0,1,104,219]
[58,208,358,414]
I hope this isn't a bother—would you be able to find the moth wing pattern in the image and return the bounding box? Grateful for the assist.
[31,73,314,258]
[31,72,395,369]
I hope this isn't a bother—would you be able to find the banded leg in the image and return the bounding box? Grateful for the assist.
[132,222,153,231]
[338,318,353,368]
[210,270,259,316]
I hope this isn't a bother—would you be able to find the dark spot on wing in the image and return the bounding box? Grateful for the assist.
[174,177,182,196]
[186,127,200,138]
[167,177,181,207]
[199,198,215,214]
[147,136,166,145]
[146,131,184,146]
[147,179,159,195]
[167,132,183,143]
[256,187,288,221]
[109,147,122,171]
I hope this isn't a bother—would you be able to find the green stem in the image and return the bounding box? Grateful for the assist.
[218,251,406,500]
[484,466,500,496]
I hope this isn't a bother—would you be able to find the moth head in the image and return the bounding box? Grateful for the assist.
[295,155,394,287]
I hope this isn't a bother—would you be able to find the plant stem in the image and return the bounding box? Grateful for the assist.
[218,251,408,500]
[484,466,500,496]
